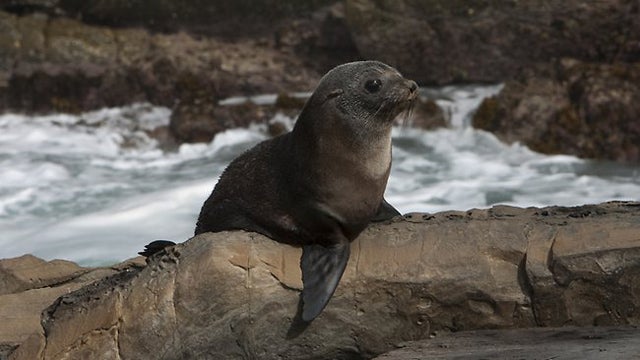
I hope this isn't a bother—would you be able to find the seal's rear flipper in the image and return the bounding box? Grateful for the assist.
[300,242,350,322]
[138,240,176,257]
[371,198,401,222]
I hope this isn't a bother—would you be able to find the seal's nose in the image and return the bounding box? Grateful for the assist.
[408,80,418,93]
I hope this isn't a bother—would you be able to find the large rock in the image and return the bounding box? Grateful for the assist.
[0,255,144,358]
[472,60,640,163]
[345,0,640,84]
[4,201,640,359]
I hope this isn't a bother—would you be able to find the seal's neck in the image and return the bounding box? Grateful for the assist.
[295,109,390,158]
[361,129,392,179]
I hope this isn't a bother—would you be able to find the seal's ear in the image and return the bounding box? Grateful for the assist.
[325,89,343,101]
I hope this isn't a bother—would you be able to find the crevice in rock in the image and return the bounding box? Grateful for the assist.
[517,253,534,304]
[517,251,542,327]
[113,287,124,360]
[26,269,95,290]
[268,272,298,292]
[247,234,254,324]
[168,272,179,360]
[114,320,122,360]
[228,261,250,272]
[546,232,561,286]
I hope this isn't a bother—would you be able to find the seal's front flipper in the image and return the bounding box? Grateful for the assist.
[138,240,176,257]
[300,242,350,322]
[371,198,401,222]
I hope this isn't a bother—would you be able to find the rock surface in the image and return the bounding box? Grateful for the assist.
[473,60,640,163]
[3,201,639,359]
[374,326,640,359]
[0,255,144,358]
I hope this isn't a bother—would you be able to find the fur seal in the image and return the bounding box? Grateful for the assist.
[142,61,417,323]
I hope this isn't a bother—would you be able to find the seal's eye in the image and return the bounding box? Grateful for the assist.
[364,79,382,93]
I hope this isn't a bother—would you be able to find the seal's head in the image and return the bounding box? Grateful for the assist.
[302,61,418,130]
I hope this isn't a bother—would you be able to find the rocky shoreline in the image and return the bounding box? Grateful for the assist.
[1,201,639,359]
[2,3,639,359]
[1,1,639,162]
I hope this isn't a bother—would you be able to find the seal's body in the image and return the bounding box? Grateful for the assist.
[143,61,417,322]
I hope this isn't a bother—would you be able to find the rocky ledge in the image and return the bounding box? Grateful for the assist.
[1,201,639,359]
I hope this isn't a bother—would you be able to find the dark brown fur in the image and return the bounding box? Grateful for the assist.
[195,61,417,245]
[143,61,418,324]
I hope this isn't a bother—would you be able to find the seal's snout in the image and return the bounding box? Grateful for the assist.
[403,79,419,103]
[408,80,418,94]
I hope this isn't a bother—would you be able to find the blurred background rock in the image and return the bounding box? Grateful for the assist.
[0,0,639,161]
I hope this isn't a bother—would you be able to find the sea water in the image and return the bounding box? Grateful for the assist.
[1,85,639,265]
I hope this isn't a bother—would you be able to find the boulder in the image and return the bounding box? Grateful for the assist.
[4,201,640,359]
[345,0,640,85]
[0,256,144,358]
[472,60,640,163]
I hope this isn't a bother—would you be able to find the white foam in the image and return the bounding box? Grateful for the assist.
[388,126,640,214]
[14,179,214,264]
[423,84,503,127]
[218,92,311,107]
